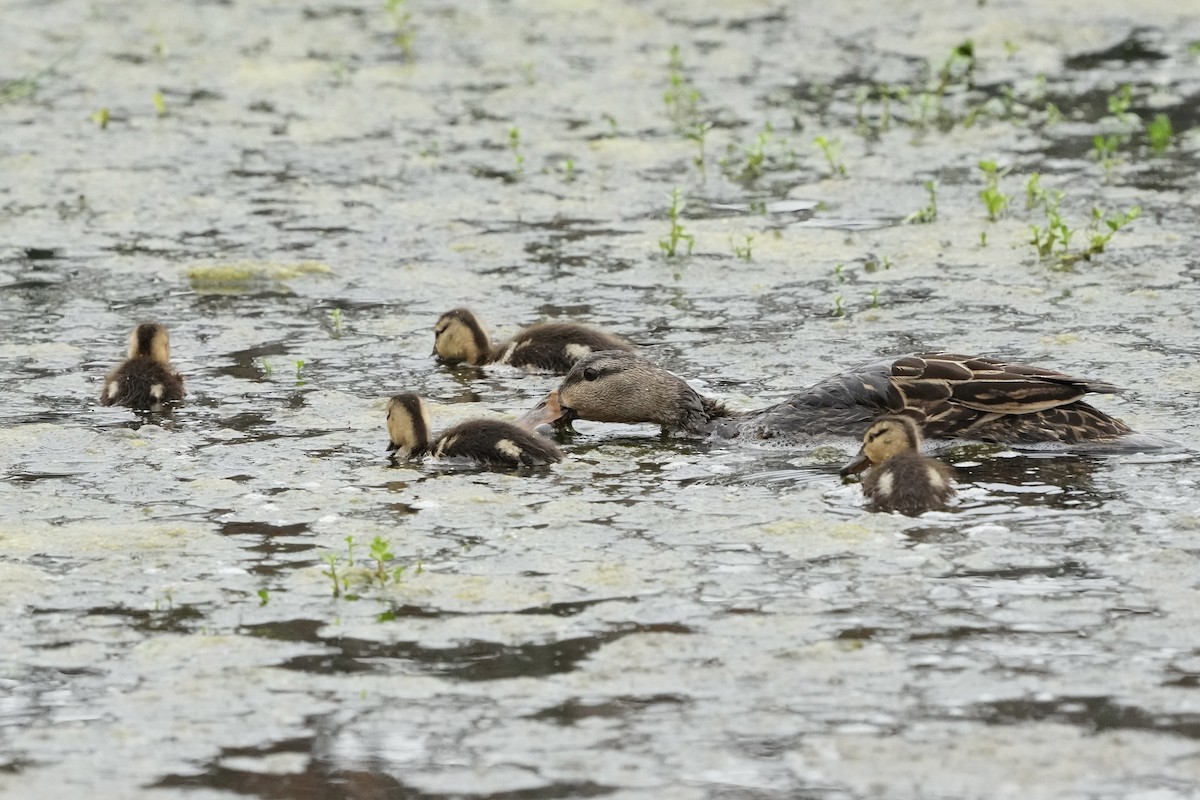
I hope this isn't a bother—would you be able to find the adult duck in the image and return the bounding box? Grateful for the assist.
[433,307,634,374]
[520,350,1145,447]
[841,415,955,515]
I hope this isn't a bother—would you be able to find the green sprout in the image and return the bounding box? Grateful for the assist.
[257,589,269,606]
[507,125,524,173]
[977,160,1012,221]
[936,39,976,94]
[560,158,575,182]
[1081,205,1141,260]
[1147,113,1174,154]
[813,135,846,176]
[686,120,713,175]
[1025,172,1044,210]
[832,294,845,317]
[329,308,343,335]
[731,233,754,262]
[664,44,701,128]
[321,552,342,599]
[368,536,406,586]
[295,359,306,385]
[870,288,881,308]
[152,90,166,117]
[90,107,110,129]
[384,0,414,58]
[904,180,938,224]
[658,187,695,258]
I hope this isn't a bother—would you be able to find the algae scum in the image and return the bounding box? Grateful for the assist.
[3,1,1200,798]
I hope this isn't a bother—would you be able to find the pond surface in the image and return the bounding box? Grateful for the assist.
[3,0,1200,797]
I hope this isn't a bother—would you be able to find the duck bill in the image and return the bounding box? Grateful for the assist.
[839,449,872,477]
[517,389,567,429]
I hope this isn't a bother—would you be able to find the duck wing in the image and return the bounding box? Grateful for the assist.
[890,353,1130,443]
[741,352,1131,444]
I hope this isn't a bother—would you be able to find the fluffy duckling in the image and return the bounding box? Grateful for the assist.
[840,415,955,515]
[386,393,563,468]
[433,307,634,374]
[100,323,185,411]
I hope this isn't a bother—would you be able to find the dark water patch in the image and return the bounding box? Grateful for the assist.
[221,521,312,537]
[948,560,1095,581]
[1064,29,1169,70]
[158,744,615,800]
[74,603,208,634]
[5,471,83,482]
[908,625,1010,642]
[528,693,689,725]
[514,596,640,617]
[255,622,692,680]
[973,695,1200,738]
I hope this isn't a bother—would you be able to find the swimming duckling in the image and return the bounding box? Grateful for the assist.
[386,393,563,468]
[433,307,635,374]
[840,415,955,515]
[100,323,185,411]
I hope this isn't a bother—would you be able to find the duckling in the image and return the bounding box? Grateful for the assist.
[99,323,185,411]
[386,393,563,468]
[521,350,1145,448]
[433,307,634,374]
[840,415,955,515]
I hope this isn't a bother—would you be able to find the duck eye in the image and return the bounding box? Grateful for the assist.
[582,367,599,381]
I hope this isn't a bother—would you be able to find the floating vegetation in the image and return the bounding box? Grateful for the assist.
[186,261,332,294]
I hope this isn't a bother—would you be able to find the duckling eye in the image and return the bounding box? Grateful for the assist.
[582,367,599,381]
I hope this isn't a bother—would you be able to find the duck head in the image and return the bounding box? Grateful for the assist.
[840,414,924,477]
[386,393,432,457]
[520,350,713,433]
[129,323,171,364]
[433,308,490,365]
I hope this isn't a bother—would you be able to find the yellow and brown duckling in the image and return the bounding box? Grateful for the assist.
[840,415,955,515]
[386,393,563,468]
[433,307,635,374]
[100,323,185,411]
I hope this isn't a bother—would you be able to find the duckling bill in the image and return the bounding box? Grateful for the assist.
[386,393,562,468]
[433,307,634,374]
[842,415,955,516]
[100,323,185,411]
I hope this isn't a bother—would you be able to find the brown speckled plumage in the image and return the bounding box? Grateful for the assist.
[523,350,1142,448]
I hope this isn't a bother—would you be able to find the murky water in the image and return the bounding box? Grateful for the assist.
[3,0,1200,797]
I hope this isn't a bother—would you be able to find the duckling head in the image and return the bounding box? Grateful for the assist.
[386,393,432,457]
[520,350,710,432]
[433,308,491,365]
[128,322,171,364]
[840,414,923,477]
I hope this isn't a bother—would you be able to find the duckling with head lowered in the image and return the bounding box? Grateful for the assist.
[100,323,185,411]
[433,307,635,374]
[521,350,1145,448]
[841,415,955,515]
[386,393,563,468]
